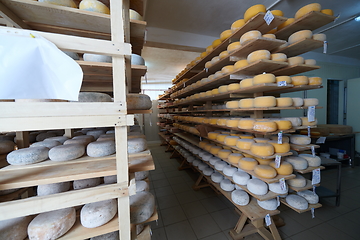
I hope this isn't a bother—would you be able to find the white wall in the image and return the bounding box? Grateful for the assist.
[347,78,360,152]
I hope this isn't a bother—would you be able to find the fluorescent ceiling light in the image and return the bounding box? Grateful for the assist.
[355,16,360,22]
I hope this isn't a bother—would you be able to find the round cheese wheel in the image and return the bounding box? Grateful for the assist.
[269,161,293,175]
[253,121,277,132]
[7,147,49,165]
[238,157,258,170]
[131,54,145,66]
[250,143,274,157]
[127,94,152,110]
[288,56,305,65]
[226,119,240,128]
[271,53,287,62]
[128,138,147,154]
[216,134,228,142]
[205,61,212,69]
[305,59,317,65]
[90,231,119,240]
[238,118,255,129]
[40,0,76,8]
[37,182,70,196]
[212,39,222,48]
[287,173,306,187]
[219,50,230,59]
[247,50,271,63]
[86,130,105,140]
[285,156,308,170]
[129,9,143,20]
[220,29,232,41]
[87,140,115,157]
[206,46,214,54]
[291,98,304,107]
[257,198,278,210]
[270,135,290,143]
[220,179,235,191]
[73,177,101,190]
[254,165,277,178]
[211,172,224,183]
[308,77,322,85]
[215,161,228,171]
[214,71,224,80]
[271,9,283,16]
[222,65,235,75]
[0,140,15,154]
[228,153,243,164]
[200,52,208,59]
[217,118,227,126]
[300,117,317,126]
[286,195,308,210]
[203,167,214,176]
[321,9,334,16]
[130,191,155,224]
[218,149,232,159]
[247,179,268,195]
[297,190,319,204]
[29,208,76,239]
[231,19,246,32]
[236,139,254,150]
[234,60,249,70]
[253,138,269,143]
[268,140,290,154]
[239,98,254,108]
[298,154,321,167]
[313,33,326,41]
[135,171,149,181]
[239,134,254,139]
[209,156,221,165]
[253,73,276,85]
[244,4,266,22]
[295,3,321,19]
[276,76,292,84]
[291,76,309,86]
[240,30,262,45]
[208,132,219,140]
[276,97,293,107]
[224,136,240,146]
[210,146,223,156]
[45,136,69,144]
[262,33,276,39]
[239,78,253,88]
[0,216,32,240]
[192,160,201,167]
[226,100,240,109]
[303,98,319,106]
[227,42,242,53]
[231,190,250,206]
[274,119,292,130]
[218,85,229,93]
[269,182,288,194]
[78,92,112,102]
[223,165,237,177]
[277,18,295,30]
[256,157,272,165]
[288,30,313,44]
[198,163,208,171]
[290,135,311,145]
[254,96,276,108]
[232,171,250,185]
[49,144,85,161]
[83,53,112,63]
[228,83,241,91]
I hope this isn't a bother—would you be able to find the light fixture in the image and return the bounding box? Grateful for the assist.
[355,16,360,22]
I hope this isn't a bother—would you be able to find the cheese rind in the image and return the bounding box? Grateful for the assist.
[238,118,255,129]
[127,94,152,110]
[7,147,49,165]
[238,157,258,170]
[240,30,262,45]
[295,3,321,19]
[290,135,311,145]
[269,161,293,175]
[285,195,309,210]
[250,143,274,157]
[129,192,155,224]
[236,139,254,150]
[303,98,319,106]
[269,182,288,194]
[234,60,249,70]
[87,140,115,157]
[0,216,32,240]
[253,121,277,132]
[257,198,278,210]
[253,73,276,85]
[297,190,319,204]
[231,19,246,32]
[268,141,290,153]
[127,138,147,154]
[244,4,266,22]
[231,190,250,206]
[254,96,276,108]
[232,172,250,185]
[220,30,232,41]
[291,98,304,107]
[276,97,293,107]
[271,53,287,62]
[285,156,308,170]
[298,154,321,167]
[287,173,306,187]
[288,56,304,65]
[277,18,295,30]
[288,30,313,44]
[239,78,253,88]
[49,144,85,161]
[211,172,224,183]
[226,100,240,109]
[254,165,277,179]
[220,179,235,192]
[247,50,271,63]
[291,76,309,86]
[313,33,326,41]
[308,77,322,85]
[247,179,268,195]
[37,182,71,196]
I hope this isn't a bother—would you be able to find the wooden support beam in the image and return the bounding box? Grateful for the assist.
[15,131,29,148]
[0,1,30,29]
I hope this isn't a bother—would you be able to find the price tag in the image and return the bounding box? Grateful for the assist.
[205,68,209,73]
[277,196,280,207]
[311,208,315,219]
[307,106,316,122]
[275,155,281,168]
[316,137,326,144]
[323,41,328,54]
[279,178,287,191]
[307,126,311,137]
[277,131,283,144]
[312,168,321,185]
[264,11,275,25]
[277,81,287,87]
[311,146,316,157]
[265,214,272,226]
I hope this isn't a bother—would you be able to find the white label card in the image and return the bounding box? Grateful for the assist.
[277,81,287,87]
[311,208,315,219]
[311,146,316,157]
[323,41,328,54]
[316,137,327,144]
[308,106,316,122]
[277,131,283,144]
[275,155,281,168]
[264,11,275,25]
[205,68,208,73]
[280,178,287,191]
[265,214,272,226]
[312,168,321,185]
[313,185,316,194]
[308,126,311,137]
[277,196,280,207]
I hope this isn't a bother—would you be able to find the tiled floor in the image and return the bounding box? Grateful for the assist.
[147,143,360,240]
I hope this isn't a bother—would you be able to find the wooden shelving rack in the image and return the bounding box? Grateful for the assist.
[0,0,153,239]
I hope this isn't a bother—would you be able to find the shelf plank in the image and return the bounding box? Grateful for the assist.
[290,144,320,152]
[280,197,322,213]
[127,109,152,114]
[0,188,28,203]
[295,165,325,174]
[288,179,320,192]
[267,84,323,94]
[271,64,320,76]
[231,38,286,59]
[274,39,324,58]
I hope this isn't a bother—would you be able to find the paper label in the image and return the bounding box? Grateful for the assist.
[307,106,316,122]
[277,81,287,87]
[280,178,287,191]
[205,68,209,73]
[264,11,275,25]
[200,137,202,141]
[323,41,328,54]
[183,83,186,88]
[265,214,272,226]
[316,137,326,144]
[311,146,316,157]
[308,126,311,137]
[313,185,316,194]
[275,155,281,168]
[311,208,315,219]
[277,196,280,207]
[277,131,283,144]
[312,168,321,185]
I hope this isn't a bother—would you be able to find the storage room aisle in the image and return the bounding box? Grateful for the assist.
[147,143,360,240]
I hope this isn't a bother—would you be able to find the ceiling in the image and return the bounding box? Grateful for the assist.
[144,0,360,61]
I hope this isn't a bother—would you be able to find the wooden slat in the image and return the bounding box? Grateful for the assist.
[267,84,323,94]
[290,144,320,152]
[231,38,286,59]
[274,39,324,58]
[271,64,320,76]
[288,180,320,192]
[295,166,325,174]
[0,0,30,28]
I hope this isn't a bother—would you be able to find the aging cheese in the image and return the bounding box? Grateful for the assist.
[232,171,250,185]
[247,179,268,195]
[271,53,287,62]
[305,59,317,65]
[303,98,319,106]
[31,140,61,149]
[209,157,221,166]
[271,10,283,16]
[287,173,306,187]
[49,144,85,161]
[236,139,254,150]
[37,182,70,196]
[308,77,322,85]
[244,4,266,22]
[247,50,271,63]
[90,231,119,240]
[254,165,277,179]
[127,94,152,110]
[298,154,321,167]
[226,100,240,109]
[234,60,249,70]
[291,76,309,86]
[224,136,240,146]
[73,177,101,190]
[295,3,321,19]
[39,0,76,7]
[219,50,230,59]
[253,73,276,85]
[274,119,292,130]
[288,30,313,44]
[277,18,295,30]
[129,9,143,20]
[228,83,241,91]
[129,192,155,224]
[300,117,317,126]
[269,161,293,175]
[269,182,288,194]
[253,121,277,132]
[268,141,290,153]
[227,42,242,53]
[238,157,258,170]
[321,9,334,16]
[87,140,116,157]
[86,130,105,140]
[203,167,214,176]
[313,33,326,41]
[288,56,305,65]
[239,98,254,108]
[206,45,214,54]
[285,195,308,210]
[285,156,308,170]
[238,118,255,129]
[291,98,304,107]
[297,190,319,204]
[220,179,235,192]
[0,140,15,154]
[218,85,229,93]
[231,190,250,206]
[218,149,232,159]
[211,172,224,183]
[0,216,32,240]
[239,78,253,88]
[7,147,49,165]
[262,34,276,39]
[83,53,112,63]
[290,134,311,145]
[220,30,232,41]
[276,76,292,84]
[228,153,243,164]
[215,161,228,171]
[216,134,228,142]
[250,143,274,157]
[253,138,269,143]
[208,132,220,140]
[212,39,222,48]
[231,19,246,32]
[254,96,276,107]
[221,65,235,75]
[276,97,293,107]
[127,138,147,154]
[226,119,240,128]
[240,30,262,45]
[78,92,112,102]
[210,146,223,155]
[257,198,278,210]
[223,165,237,177]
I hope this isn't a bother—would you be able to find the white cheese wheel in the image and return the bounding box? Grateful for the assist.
[300,117,317,126]
[81,199,117,228]
[211,172,224,183]
[298,154,321,167]
[268,182,288,194]
[192,159,201,167]
[253,121,277,132]
[308,77,322,85]
[250,143,274,157]
[254,165,277,179]
[74,177,101,190]
[203,167,214,176]
[239,78,253,88]
[238,157,258,170]
[90,231,119,240]
[305,59,316,65]
[247,179,268,195]
[86,130,105,140]
[290,135,311,145]
[254,96,276,108]
[262,33,276,39]
[79,0,110,14]
[238,118,255,129]
[135,171,149,181]
[288,30,313,44]
[83,53,112,63]
[253,73,276,85]
[285,195,308,210]
[215,161,228,171]
[31,140,61,149]
[198,163,208,171]
[36,132,57,142]
[283,117,302,127]
[287,56,305,65]
[247,50,271,63]
[220,179,235,191]
[209,157,222,165]
[49,144,85,161]
[7,147,49,165]
[28,208,76,239]
[291,98,304,107]
[297,190,319,204]
[240,30,262,45]
[64,137,92,146]
[271,53,287,62]
[226,100,240,109]
[236,139,255,150]
[239,98,254,108]
[313,33,326,41]
[127,94,152,110]
[63,51,80,60]
[127,138,147,154]
[257,198,278,210]
[37,182,70,196]
[223,165,237,177]
[285,156,308,170]
[232,171,250,185]
[0,216,32,240]
[131,54,145,65]
[44,136,69,144]
[104,175,117,184]
[78,92,112,102]
[231,190,250,206]
[87,140,116,157]
[287,173,306,187]
[303,98,319,106]
[0,140,15,154]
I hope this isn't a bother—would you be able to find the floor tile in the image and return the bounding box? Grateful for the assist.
[189,214,221,239]
[193,187,218,200]
[157,194,180,210]
[150,172,167,181]
[309,222,355,240]
[290,230,325,240]
[154,186,175,198]
[152,178,170,189]
[150,227,167,240]
[182,201,208,218]
[210,208,239,231]
[278,212,307,237]
[171,182,192,193]
[201,196,229,213]
[161,205,187,226]
[165,170,186,178]
[167,176,184,185]
[327,215,360,239]
[149,211,164,230]
[199,231,229,240]
[176,190,199,205]
[164,220,197,240]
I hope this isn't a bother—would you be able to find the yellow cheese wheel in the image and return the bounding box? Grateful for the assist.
[42,0,77,8]
[288,56,305,65]
[212,39,222,48]
[303,98,319,106]
[256,157,273,165]
[220,29,233,41]
[295,3,321,19]
[240,30,262,45]
[276,97,293,107]
[253,121,277,132]
[211,89,220,95]
[194,56,202,63]
[253,73,276,85]
[250,143,274,157]
[288,30,313,44]
[219,51,229,59]
[218,85,229,93]
[313,33,326,41]
[228,153,243,164]
[205,90,213,96]
[234,60,249,70]
[218,149,232,159]
[238,118,255,130]
[267,28,277,34]
[291,76,309,86]
[200,92,207,98]
[277,18,295,30]
[211,56,221,65]
[300,117,317,126]
[209,118,218,125]
[239,98,254,108]
[269,161,293,175]
[208,132,220,140]
[206,45,214,54]
[231,19,246,32]
[271,53,287,62]
[238,158,258,170]
[247,50,271,63]
[205,61,212,69]
[274,119,292,130]
[226,100,240,109]
[254,96,276,108]
[308,77,322,85]
[228,83,241,91]
[321,9,334,16]
[240,78,253,88]
[268,140,290,153]
[203,118,210,124]
[216,134,228,142]
[276,76,292,84]
[271,10,284,16]
[244,4,266,22]
[199,141,208,149]
[239,134,254,139]
[221,65,235,75]
[200,52,208,59]
[227,42,242,53]
[224,136,240,146]
[226,119,240,128]
[204,144,214,152]
[262,34,276,39]
[79,0,109,13]
[270,135,290,143]
[236,139,255,150]
[254,138,269,143]
[305,59,316,65]
[217,118,228,126]
[210,146,222,155]
[254,165,277,179]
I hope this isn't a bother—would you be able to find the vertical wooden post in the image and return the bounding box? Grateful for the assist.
[16,131,29,148]
[64,129,74,138]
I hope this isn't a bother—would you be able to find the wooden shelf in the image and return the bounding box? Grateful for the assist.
[267,85,323,94]
[288,179,320,192]
[274,39,324,58]
[271,64,320,76]
[127,109,152,114]
[295,165,325,174]
[275,11,336,40]
[290,144,320,152]
[280,197,322,213]
[0,188,28,202]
